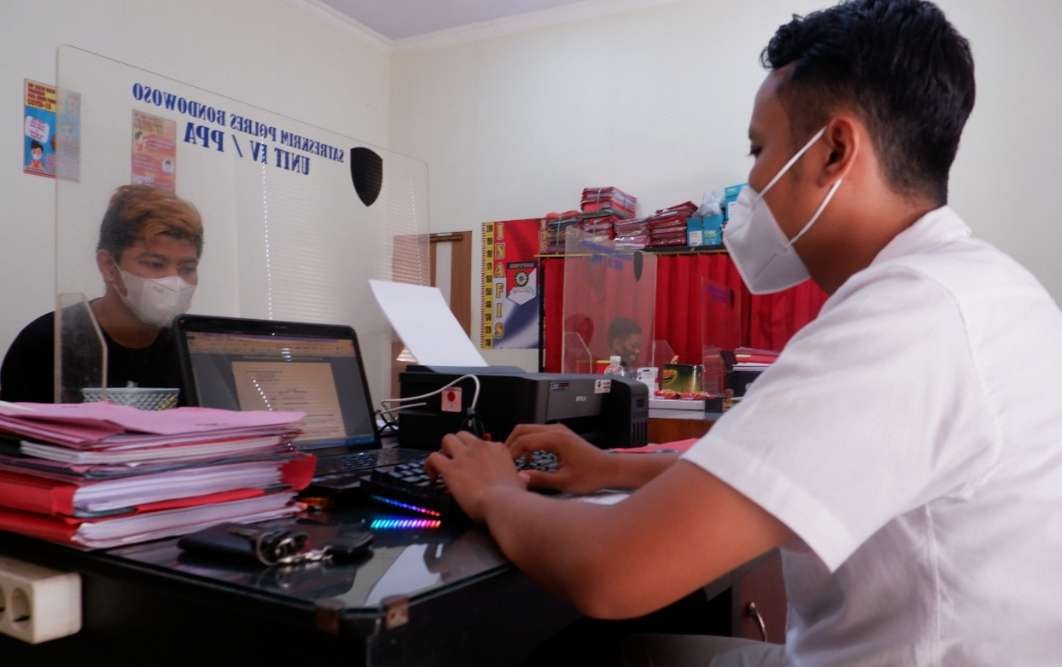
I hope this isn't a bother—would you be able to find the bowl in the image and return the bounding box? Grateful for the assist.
[80,387,179,411]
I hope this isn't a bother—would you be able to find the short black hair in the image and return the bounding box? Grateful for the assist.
[762,0,975,204]
[30,140,43,152]
[608,317,642,343]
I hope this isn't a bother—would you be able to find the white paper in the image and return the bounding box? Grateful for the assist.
[21,436,285,464]
[572,491,629,506]
[369,280,487,367]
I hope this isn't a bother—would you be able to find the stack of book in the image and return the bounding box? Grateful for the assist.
[580,186,637,218]
[0,402,313,548]
[647,202,698,249]
[578,209,620,242]
[613,217,650,249]
[541,210,582,254]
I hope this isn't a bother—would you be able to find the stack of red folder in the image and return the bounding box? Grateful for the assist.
[647,201,699,249]
[0,402,313,548]
[581,186,638,218]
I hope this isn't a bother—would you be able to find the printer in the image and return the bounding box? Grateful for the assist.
[397,366,649,450]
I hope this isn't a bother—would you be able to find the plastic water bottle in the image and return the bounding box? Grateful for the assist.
[603,355,626,377]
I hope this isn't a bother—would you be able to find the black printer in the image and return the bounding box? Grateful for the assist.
[396,366,649,450]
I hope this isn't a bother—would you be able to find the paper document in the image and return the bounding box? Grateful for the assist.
[21,436,287,465]
[369,280,487,367]
[231,361,346,441]
[0,403,304,447]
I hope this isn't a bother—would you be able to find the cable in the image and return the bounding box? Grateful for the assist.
[381,374,481,412]
[381,374,485,438]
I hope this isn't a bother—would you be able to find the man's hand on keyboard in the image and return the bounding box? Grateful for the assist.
[505,424,613,494]
[425,431,529,521]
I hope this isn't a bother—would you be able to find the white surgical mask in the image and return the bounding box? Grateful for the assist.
[114,265,196,328]
[724,126,843,294]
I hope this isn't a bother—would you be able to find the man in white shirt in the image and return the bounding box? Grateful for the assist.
[425,0,1062,664]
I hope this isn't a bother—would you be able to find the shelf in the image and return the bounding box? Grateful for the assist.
[537,245,727,259]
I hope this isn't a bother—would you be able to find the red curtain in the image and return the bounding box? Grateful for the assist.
[748,283,829,351]
[653,253,747,363]
[542,258,566,373]
[540,254,828,371]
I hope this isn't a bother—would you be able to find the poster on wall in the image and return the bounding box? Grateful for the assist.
[23,79,57,178]
[131,110,177,192]
[481,218,542,350]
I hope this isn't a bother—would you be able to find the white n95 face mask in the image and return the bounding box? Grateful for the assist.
[724,126,843,295]
[116,267,196,328]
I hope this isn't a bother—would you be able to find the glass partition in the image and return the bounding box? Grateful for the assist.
[54,46,429,406]
[560,229,657,376]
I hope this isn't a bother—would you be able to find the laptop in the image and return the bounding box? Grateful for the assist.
[173,314,427,491]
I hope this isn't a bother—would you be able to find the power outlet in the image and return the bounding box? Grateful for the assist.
[0,556,81,644]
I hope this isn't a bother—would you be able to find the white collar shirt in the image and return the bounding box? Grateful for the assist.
[683,206,1062,665]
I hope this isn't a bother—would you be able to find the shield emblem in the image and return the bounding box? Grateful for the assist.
[349,147,383,207]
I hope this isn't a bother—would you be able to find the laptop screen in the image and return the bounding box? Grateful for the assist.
[182,326,377,449]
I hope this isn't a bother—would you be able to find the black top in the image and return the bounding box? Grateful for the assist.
[0,308,183,403]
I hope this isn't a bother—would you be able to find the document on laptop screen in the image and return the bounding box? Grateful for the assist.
[231,361,346,442]
[369,280,487,367]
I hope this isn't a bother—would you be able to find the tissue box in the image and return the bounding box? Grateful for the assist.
[686,217,704,247]
[723,183,745,202]
[702,213,724,246]
[722,184,746,222]
[686,215,724,247]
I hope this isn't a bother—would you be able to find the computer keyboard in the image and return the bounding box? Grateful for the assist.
[360,451,559,519]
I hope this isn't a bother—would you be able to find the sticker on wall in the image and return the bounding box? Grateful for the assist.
[23,79,57,178]
[131,110,177,192]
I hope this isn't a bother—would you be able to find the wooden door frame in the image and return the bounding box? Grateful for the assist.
[390,231,473,397]
[428,231,472,335]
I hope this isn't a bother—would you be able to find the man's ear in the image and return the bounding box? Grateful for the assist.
[820,116,860,186]
[97,249,120,288]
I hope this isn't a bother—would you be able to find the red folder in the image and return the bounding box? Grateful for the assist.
[0,454,315,516]
[0,491,300,547]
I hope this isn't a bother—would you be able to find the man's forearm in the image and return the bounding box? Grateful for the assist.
[482,485,616,608]
[603,452,679,489]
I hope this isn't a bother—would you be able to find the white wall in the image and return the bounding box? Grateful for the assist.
[4,0,1061,374]
[0,0,392,359]
[389,0,1062,369]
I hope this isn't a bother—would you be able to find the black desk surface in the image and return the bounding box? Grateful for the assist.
[0,504,580,666]
[109,506,511,621]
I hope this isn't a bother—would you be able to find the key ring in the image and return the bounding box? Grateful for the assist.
[231,526,309,566]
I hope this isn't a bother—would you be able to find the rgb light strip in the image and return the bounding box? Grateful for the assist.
[370,495,442,517]
[370,518,442,530]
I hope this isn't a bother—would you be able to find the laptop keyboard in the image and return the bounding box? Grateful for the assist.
[360,451,559,518]
[315,449,427,478]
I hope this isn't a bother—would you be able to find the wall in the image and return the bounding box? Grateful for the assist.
[389,0,1062,370]
[0,0,392,360]
[4,0,1061,374]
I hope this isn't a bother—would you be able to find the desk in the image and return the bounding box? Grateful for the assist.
[0,426,773,662]
[0,506,579,666]
[647,409,722,443]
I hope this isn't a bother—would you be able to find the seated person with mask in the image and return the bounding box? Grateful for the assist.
[606,317,642,371]
[422,1,1062,664]
[1,185,202,403]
